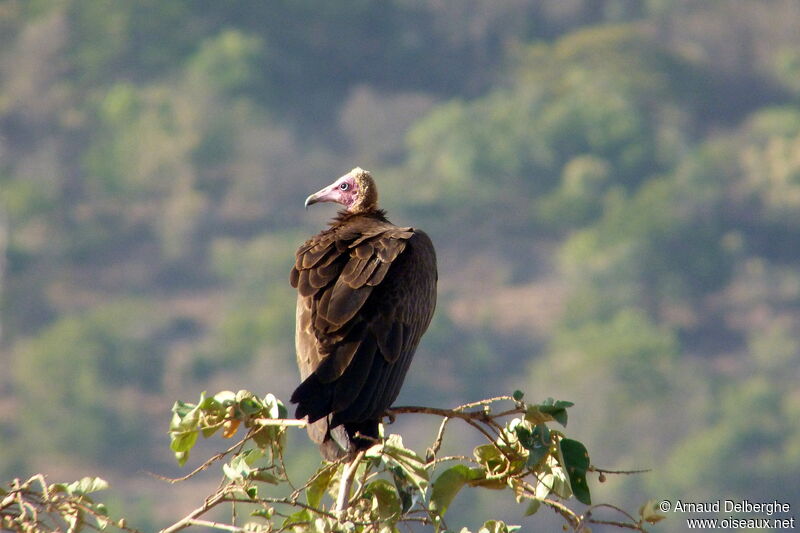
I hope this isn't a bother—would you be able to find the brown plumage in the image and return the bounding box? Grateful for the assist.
[290,168,437,460]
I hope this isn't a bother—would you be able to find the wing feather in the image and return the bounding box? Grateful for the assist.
[332,335,377,411]
[340,257,370,285]
[353,242,374,260]
[296,269,315,297]
[322,280,373,326]
[351,256,382,287]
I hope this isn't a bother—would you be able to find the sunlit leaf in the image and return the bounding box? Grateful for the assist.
[213,390,237,405]
[534,469,555,500]
[281,508,311,530]
[370,434,429,493]
[431,464,480,516]
[306,466,336,508]
[170,429,198,454]
[473,444,505,473]
[478,520,521,533]
[639,499,667,524]
[526,399,572,427]
[67,477,109,496]
[524,499,541,516]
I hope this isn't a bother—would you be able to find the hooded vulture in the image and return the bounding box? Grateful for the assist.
[290,167,437,460]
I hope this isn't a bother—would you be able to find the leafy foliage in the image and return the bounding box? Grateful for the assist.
[0,475,127,532]
[159,390,662,532]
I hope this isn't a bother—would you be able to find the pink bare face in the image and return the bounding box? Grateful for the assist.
[304,175,360,210]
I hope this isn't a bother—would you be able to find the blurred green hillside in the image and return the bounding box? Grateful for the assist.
[1,1,799,530]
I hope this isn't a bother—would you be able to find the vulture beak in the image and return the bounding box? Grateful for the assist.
[304,182,337,209]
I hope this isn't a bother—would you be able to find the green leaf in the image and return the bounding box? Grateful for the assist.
[550,463,572,499]
[366,479,402,519]
[478,520,521,533]
[201,420,222,439]
[65,508,83,533]
[473,444,505,473]
[524,499,541,516]
[174,451,189,467]
[639,499,667,524]
[250,470,279,484]
[170,400,202,461]
[559,438,591,505]
[264,393,287,419]
[370,434,429,493]
[251,422,286,450]
[223,448,271,482]
[251,507,274,520]
[170,400,192,419]
[534,468,555,500]
[170,429,198,454]
[523,406,552,426]
[222,462,242,481]
[431,465,480,516]
[213,390,237,405]
[282,508,311,529]
[521,424,551,469]
[95,515,110,530]
[306,466,336,508]
[389,466,415,512]
[527,399,572,427]
[67,477,109,496]
[525,401,572,426]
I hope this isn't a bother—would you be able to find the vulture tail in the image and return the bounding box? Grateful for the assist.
[291,374,332,423]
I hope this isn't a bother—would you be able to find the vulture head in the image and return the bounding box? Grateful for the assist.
[304,167,378,214]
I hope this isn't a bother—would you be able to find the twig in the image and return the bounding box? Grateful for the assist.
[453,395,515,411]
[159,486,229,533]
[184,518,246,532]
[150,433,252,483]
[585,503,641,524]
[289,461,338,502]
[585,518,646,531]
[589,466,652,475]
[388,403,522,477]
[220,496,375,526]
[430,455,476,467]
[252,418,308,427]
[389,405,498,421]
[516,479,580,527]
[334,450,365,514]
[427,416,450,461]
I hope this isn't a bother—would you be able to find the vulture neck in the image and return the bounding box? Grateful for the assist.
[331,208,389,226]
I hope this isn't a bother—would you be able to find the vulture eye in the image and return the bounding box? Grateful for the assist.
[339,182,350,191]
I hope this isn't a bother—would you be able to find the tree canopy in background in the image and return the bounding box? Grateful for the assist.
[1,1,799,531]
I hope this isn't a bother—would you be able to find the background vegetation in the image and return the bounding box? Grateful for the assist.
[1,1,799,530]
